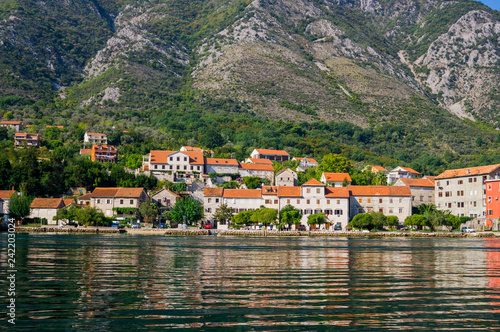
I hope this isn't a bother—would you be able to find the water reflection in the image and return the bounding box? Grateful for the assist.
[1,234,499,330]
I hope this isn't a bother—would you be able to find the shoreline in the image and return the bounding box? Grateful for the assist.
[12,227,500,238]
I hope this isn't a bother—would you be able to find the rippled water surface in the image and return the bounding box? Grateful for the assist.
[1,234,500,330]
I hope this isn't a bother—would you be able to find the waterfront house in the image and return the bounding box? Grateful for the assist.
[0,120,22,132]
[435,164,500,218]
[387,166,421,184]
[14,133,40,147]
[146,150,205,182]
[203,187,224,221]
[275,167,297,186]
[250,149,289,163]
[84,132,107,146]
[0,190,15,215]
[348,186,413,223]
[29,198,67,225]
[320,172,352,187]
[91,144,117,163]
[238,163,275,184]
[484,179,500,231]
[89,187,148,217]
[393,178,435,207]
[151,188,179,209]
[205,158,239,174]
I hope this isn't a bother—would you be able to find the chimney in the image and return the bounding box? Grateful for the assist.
[466,169,470,175]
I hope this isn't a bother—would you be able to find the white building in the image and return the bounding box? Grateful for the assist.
[205,158,239,174]
[250,149,289,163]
[146,150,205,180]
[84,132,107,146]
[89,187,148,217]
[348,186,413,223]
[29,198,67,225]
[293,157,318,172]
[394,178,435,207]
[387,166,421,184]
[435,164,500,218]
[320,172,352,187]
[0,190,15,215]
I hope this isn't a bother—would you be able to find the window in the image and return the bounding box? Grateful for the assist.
[184,157,187,161]
[287,199,291,204]
[162,165,165,170]
[130,200,134,204]
[446,181,450,185]
[190,166,193,170]
[154,165,158,169]
[265,199,271,204]
[389,208,393,214]
[215,198,219,203]
[183,166,186,170]
[399,198,402,203]
[316,199,320,204]
[437,181,440,186]
[399,208,403,213]
[337,200,340,204]
[177,157,180,161]
[474,178,477,182]
[307,188,311,193]
[120,200,124,204]
[97,199,101,204]
[389,199,393,204]
[359,198,363,203]
[379,208,383,213]
[469,178,473,183]
[327,200,330,204]
[488,209,493,215]
[169,157,173,161]
[420,196,423,201]
[197,166,200,171]
[379,199,383,203]
[208,198,211,203]
[307,199,310,204]
[334,209,343,215]
[176,165,179,170]
[458,180,463,185]
[316,188,321,194]
[488,196,492,203]
[297,199,300,204]
[274,200,278,204]
[207,208,211,213]
[367,198,371,203]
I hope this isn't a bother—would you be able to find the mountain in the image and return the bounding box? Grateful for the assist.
[0,0,499,171]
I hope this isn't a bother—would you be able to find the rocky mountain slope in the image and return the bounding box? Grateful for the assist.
[0,0,499,131]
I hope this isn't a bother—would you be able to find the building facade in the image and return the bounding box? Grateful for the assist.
[91,144,117,163]
[320,172,352,187]
[205,158,239,174]
[29,198,67,225]
[14,133,39,147]
[393,178,435,207]
[0,121,22,132]
[84,132,107,146]
[436,164,500,218]
[89,187,148,217]
[387,166,421,184]
[0,190,15,215]
[293,157,318,172]
[275,167,297,186]
[238,163,275,184]
[152,188,179,209]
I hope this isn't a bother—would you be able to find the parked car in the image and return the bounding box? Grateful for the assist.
[298,225,307,231]
[461,226,476,233]
[334,224,342,231]
[132,223,141,229]
[158,223,168,229]
[204,224,212,229]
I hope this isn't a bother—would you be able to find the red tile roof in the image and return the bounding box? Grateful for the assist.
[152,188,180,198]
[115,188,145,198]
[239,163,274,171]
[0,190,15,199]
[182,151,205,165]
[293,157,318,164]
[322,172,352,182]
[15,133,39,138]
[255,149,289,156]
[398,166,421,174]
[63,199,75,206]
[247,158,274,165]
[348,186,412,196]
[80,148,91,155]
[90,188,120,197]
[77,193,92,201]
[92,144,117,152]
[182,146,203,151]
[372,165,388,172]
[302,178,325,186]
[436,164,500,179]
[1,121,22,125]
[206,158,239,165]
[86,132,106,136]
[261,186,279,195]
[223,189,262,198]
[30,198,65,209]
[204,188,224,197]
[277,186,302,197]
[325,187,350,198]
[397,178,435,188]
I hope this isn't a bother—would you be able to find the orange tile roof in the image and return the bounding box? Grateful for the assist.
[261,186,279,195]
[182,146,203,151]
[349,186,412,196]
[276,167,296,176]
[247,158,274,165]
[323,173,352,182]
[204,188,224,197]
[0,190,15,199]
[80,149,91,155]
[115,188,145,198]
[92,144,117,152]
[293,157,318,164]
[397,178,435,188]
[77,193,92,201]
[182,151,205,165]
[277,186,302,197]
[86,132,106,136]
[152,188,180,198]
[91,188,120,197]
[255,149,289,156]
[423,176,436,181]
[325,187,350,198]
[1,121,22,125]
[398,166,421,174]
[15,133,39,138]
[372,165,388,172]
[46,125,64,129]
[206,158,239,165]
[436,164,500,179]
[63,199,75,206]
[239,163,275,171]
[302,178,325,186]
[149,150,176,164]
[223,189,262,198]
[30,198,65,209]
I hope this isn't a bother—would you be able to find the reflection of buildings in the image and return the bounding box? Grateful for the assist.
[486,238,500,312]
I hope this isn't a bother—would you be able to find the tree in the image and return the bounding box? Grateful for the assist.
[350,213,373,230]
[372,171,387,185]
[139,200,159,223]
[243,176,264,189]
[8,193,32,223]
[232,210,254,227]
[213,204,234,225]
[386,216,399,229]
[200,129,225,149]
[53,205,80,225]
[76,207,107,226]
[0,156,12,189]
[307,213,328,229]
[317,154,351,173]
[404,214,429,230]
[169,198,204,225]
[279,205,302,229]
[250,207,278,228]
[0,127,8,141]
[370,211,387,229]
[126,154,143,169]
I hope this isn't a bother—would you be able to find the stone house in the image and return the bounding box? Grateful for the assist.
[435,164,500,218]
[320,172,352,187]
[205,158,239,174]
[393,178,435,207]
[203,187,224,221]
[275,167,297,186]
[238,163,275,184]
[0,190,15,215]
[146,150,205,181]
[348,186,413,223]
[89,187,148,217]
[152,188,179,209]
[29,198,67,225]
[14,133,40,147]
[0,120,22,132]
[387,166,421,184]
[250,149,289,163]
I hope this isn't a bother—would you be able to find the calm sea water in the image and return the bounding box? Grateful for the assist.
[1,234,499,331]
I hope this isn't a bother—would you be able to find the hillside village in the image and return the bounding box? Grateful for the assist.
[1,120,500,232]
